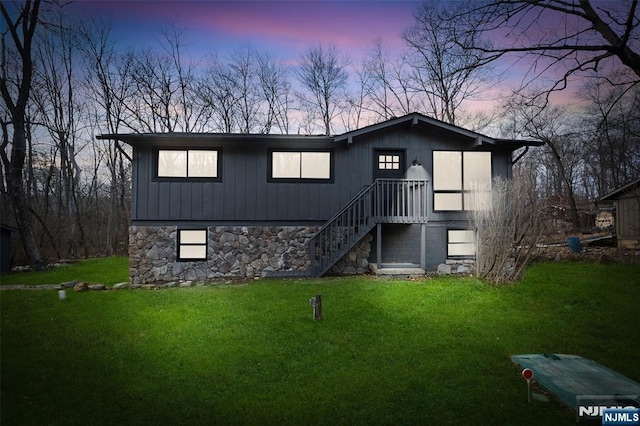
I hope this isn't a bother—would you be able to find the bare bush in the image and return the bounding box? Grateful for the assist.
[469,176,543,284]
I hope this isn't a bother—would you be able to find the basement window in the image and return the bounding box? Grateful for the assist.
[447,229,475,257]
[178,229,208,261]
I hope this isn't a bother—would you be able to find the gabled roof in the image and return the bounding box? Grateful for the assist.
[600,178,640,201]
[97,112,542,151]
[334,112,543,150]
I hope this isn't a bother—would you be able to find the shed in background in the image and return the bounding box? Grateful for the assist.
[601,179,640,249]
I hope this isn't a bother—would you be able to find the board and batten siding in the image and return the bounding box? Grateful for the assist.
[130,125,515,224]
[132,138,340,223]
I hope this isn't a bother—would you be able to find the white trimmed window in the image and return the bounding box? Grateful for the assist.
[447,230,475,257]
[178,229,207,260]
[433,151,492,211]
[158,150,219,178]
[271,151,331,180]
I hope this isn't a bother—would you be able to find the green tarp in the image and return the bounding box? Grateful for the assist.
[511,354,640,410]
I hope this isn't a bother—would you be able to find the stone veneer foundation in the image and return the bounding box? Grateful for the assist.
[129,225,373,284]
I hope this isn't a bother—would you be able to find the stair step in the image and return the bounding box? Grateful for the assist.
[370,263,425,276]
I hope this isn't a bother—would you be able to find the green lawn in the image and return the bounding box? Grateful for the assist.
[0,256,128,286]
[1,261,639,425]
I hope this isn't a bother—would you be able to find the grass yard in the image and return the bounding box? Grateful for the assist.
[0,256,129,287]
[1,260,639,425]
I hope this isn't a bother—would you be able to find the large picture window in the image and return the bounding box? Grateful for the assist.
[433,151,491,211]
[157,149,219,179]
[270,151,332,181]
[178,229,208,260]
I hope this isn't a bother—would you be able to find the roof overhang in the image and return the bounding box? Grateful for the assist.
[333,112,543,150]
[600,178,640,201]
[98,113,544,152]
[97,133,333,147]
[493,138,545,150]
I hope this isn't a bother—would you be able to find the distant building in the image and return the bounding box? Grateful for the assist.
[601,179,640,249]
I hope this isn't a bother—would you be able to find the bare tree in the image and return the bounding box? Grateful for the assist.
[501,94,584,230]
[78,18,132,256]
[469,176,543,284]
[32,7,89,258]
[227,45,262,133]
[403,0,496,125]
[296,43,349,135]
[128,48,180,132]
[256,52,291,134]
[439,0,640,105]
[1,0,45,269]
[581,73,640,195]
[198,55,239,133]
[158,23,207,133]
[359,38,416,121]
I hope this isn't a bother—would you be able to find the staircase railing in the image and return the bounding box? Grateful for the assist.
[309,179,428,277]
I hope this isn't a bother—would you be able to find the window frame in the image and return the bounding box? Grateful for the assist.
[374,149,405,179]
[154,147,222,182]
[433,150,492,211]
[268,148,334,183]
[177,229,208,261]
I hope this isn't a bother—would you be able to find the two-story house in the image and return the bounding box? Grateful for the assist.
[99,113,541,284]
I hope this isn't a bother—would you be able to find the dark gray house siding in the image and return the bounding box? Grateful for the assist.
[130,136,339,223]
[129,124,514,224]
[100,113,539,282]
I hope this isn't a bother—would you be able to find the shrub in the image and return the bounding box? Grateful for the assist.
[469,176,543,284]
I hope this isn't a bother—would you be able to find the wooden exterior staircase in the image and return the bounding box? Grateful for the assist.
[309,179,428,277]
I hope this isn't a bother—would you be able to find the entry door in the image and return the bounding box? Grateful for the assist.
[374,149,405,179]
[374,149,405,218]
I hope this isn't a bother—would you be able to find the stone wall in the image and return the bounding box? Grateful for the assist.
[436,258,475,275]
[330,233,373,275]
[129,225,374,284]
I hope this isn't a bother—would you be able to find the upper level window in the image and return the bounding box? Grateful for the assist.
[433,151,491,211]
[270,151,332,181]
[374,149,405,179]
[157,149,219,178]
[378,154,400,170]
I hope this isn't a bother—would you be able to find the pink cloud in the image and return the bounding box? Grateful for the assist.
[72,1,414,62]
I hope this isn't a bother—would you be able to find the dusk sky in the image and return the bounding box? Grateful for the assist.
[66,0,594,111]
[70,1,416,63]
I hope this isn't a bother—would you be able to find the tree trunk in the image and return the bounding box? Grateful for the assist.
[1,0,45,270]
[7,121,45,270]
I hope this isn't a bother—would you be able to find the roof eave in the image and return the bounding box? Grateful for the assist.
[97,133,334,145]
[335,112,486,144]
[600,178,640,201]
